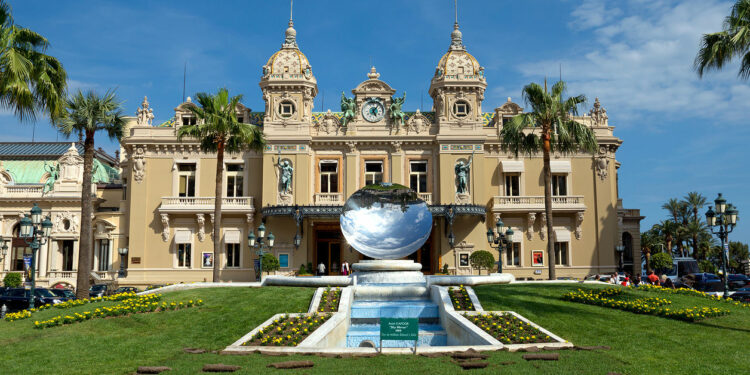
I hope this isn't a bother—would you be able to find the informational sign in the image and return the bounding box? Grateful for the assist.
[724,243,729,258]
[23,255,31,268]
[380,318,418,353]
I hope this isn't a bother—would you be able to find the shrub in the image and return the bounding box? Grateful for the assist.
[650,252,673,275]
[470,250,495,275]
[442,264,449,274]
[3,272,22,288]
[306,262,313,274]
[298,264,307,275]
[699,260,717,274]
[262,253,280,273]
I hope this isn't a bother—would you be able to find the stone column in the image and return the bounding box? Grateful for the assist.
[38,240,49,278]
[108,238,114,272]
[49,240,58,272]
[72,241,79,272]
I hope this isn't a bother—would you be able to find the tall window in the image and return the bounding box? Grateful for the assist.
[226,243,240,268]
[506,242,520,266]
[61,240,74,271]
[505,174,520,196]
[364,161,383,185]
[97,240,110,271]
[554,242,569,266]
[12,244,31,271]
[409,161,428,193]
[320,161,338,193]
[226,163,244,197]
[177,244,192,268]
[551,174,567,196]
[178,163,196,197]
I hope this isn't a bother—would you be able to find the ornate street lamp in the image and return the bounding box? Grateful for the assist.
[0,237,8,263]
[705,193,739,299]
[117,247,129,278]
[19,203,53,310]
[486,218,514,273]
[248,223,274,283]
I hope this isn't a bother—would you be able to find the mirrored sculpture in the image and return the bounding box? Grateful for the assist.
[340,183,432,260]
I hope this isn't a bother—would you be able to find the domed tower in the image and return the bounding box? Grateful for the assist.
[428,18,487,133]
[259,14,317,135]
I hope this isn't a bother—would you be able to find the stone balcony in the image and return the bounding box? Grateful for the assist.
[158,196,255,214]
[418,192,432,205]
[314,192,343,205]
[492,195,586,213]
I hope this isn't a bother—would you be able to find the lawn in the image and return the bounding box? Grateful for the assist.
[0,284,746,374]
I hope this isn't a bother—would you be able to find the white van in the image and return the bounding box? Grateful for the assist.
[642,257,700,282]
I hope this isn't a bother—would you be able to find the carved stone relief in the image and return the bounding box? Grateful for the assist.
[53,212,80,234]
[405,109,431,134]
[160,214,170,242]
[196,214,205,242]
[526,213,536,240]
[539,212,547,240]
[575,212,584,240]
[133,147,146,183]
[136,96,155,126]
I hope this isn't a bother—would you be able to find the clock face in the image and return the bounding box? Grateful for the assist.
[362,99,385,122]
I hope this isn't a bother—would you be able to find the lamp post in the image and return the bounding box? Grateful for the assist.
[19,203,52,310]
[0,238,8,264]
[248,222,275,284]
[615,245,625,273]
[117,247,129,278]
[705,193,739,299]
[486,218,514,274]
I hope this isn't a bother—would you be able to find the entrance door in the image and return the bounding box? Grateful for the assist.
[406,237,433,274]
[315,229,342,275]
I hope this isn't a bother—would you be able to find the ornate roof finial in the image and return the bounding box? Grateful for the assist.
[283,0,297,48]
[589,97,608,126]
[449,0,464,51]
[367,66,380,80]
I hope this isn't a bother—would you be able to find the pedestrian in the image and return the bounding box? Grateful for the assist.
[633,275,642,286]
[647,271,660,286]
[621,277,631,287]
[317,262,326,276]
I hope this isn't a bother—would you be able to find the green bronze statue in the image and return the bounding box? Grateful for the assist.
[390,92,406,130]
[42,161,59,194]
[340,92,356,127]
[455,151,473,194]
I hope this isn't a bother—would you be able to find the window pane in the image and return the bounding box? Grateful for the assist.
[410,162,427,173]
[365,161,383,173]
[418,175,427,193]
[329,174,338,192]
[321,162,337,172]
[178,163,196,172]
[185,244,191,267]
[410,175,418,190]
[179,176,187,197]
[321,175,329,193]
[227,164,243,172]
[187,176,195,197]
[235,176,243,196]
[374,173,382,184]
[227,177,235,197]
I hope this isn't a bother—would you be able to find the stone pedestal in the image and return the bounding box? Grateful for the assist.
[352,260,426,285]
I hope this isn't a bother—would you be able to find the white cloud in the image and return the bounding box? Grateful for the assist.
[516,0,748,126]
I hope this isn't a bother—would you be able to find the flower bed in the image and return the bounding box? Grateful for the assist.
[34,295,202,329]
[636,284,750,308]
[4,292,144,323]
[562,288,730,322]
[317,287,341,313]
[462,312,553,344]
[449,285,475,311]
[244,313,331,347]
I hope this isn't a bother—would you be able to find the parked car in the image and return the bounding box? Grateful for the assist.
[114,287,139,294]
[728,291,750,303]
[50,289,76,301]
[728,274,749,290]
[88,284,116,298]
[736,287,750,292]
[0,288,63,312]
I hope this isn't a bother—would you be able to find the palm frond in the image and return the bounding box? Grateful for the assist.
[553,119,598,154]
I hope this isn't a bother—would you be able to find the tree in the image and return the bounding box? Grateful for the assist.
[176,88,265,282]
[728,241,749,273]
[57,89,124,299]
[655,220,678,256]
[699,259,718,274]
[2,272,21,287]
[0,0,66,121]
[650,252,674,275]
[469,250,495,275]
[261,253,280,274]
[661,198,684,224]
[500,80,598,280]
[683,220,705,257]
[684,192,707,254]
[695,0,750,80]
[640,230,663,273]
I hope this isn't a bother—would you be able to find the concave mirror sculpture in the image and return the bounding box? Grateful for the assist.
[340,184,433,260]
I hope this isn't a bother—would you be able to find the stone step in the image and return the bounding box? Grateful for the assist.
[350,300,439,319]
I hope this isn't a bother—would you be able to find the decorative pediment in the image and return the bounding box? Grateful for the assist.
[497,97,522,115]
[352,68,396,96]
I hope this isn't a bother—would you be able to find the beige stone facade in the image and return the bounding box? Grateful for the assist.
[0,18,643,289]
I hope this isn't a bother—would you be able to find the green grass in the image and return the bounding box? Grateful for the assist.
[0,284,746,374]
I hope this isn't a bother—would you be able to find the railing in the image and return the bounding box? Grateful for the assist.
[492,195,586,212]
[94,271,117,280]
[418,192,432,205]
[314,192,343,205]
[48,271,76,279]
[2,185,44,197]
[160,196,255,212]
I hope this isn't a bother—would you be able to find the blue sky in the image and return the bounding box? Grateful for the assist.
[1,0,748,243]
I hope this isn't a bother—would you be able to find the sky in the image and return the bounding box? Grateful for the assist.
[1,0,748,243]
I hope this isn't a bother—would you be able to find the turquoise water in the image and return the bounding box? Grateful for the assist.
[346,300,447,348]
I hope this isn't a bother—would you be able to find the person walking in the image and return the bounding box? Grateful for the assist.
[317,262,326,276]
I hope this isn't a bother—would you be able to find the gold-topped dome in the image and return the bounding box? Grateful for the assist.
[434,22,484,79]
[261,18,314,81]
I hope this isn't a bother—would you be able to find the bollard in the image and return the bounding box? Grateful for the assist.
[1,304,7,319]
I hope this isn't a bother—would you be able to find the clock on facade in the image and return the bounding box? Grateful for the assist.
[361,98,385,122]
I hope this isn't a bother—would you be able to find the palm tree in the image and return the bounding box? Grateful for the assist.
[694,0,750,80]
[640,230,663,273]
[0,0,66,121]
[176,88,265,282]
[656,220,678,256]
[684,192,707,252]
[500,80,598,280]
[57,90,124,299]
[683,220,705,257]
[661,198,684,223]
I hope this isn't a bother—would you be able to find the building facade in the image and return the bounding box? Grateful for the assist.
[0,17,643,288]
